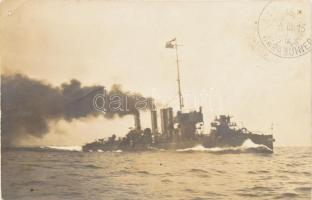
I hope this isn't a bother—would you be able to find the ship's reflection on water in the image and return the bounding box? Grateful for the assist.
[2,147,311,200]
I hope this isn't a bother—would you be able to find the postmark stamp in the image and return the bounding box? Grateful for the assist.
[258,0,311,58]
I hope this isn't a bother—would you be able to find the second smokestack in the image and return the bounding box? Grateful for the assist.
[134,110,141,130]
[151,110,158,134]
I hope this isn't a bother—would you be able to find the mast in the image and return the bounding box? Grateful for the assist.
[174,39,183,111]
[165,38,184,111]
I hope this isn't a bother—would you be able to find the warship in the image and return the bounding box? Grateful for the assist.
[82,38,275,153]
[82,109,275,153]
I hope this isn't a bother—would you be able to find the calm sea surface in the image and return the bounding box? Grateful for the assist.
[1,147,311,200]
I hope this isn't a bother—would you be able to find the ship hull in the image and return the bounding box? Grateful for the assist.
[82,133,273,153]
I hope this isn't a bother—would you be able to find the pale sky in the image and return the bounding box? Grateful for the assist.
[0,0,311,146]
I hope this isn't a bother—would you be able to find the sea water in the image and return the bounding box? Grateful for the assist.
[1,146,311,200]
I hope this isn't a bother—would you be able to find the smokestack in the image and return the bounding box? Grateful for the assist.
[134,111,141,130]
[151,110,158,134]
[167,107,174,130]
[160,107,173,135]
[160,108,168,134]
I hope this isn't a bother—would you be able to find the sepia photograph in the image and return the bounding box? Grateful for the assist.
[0,0,311,199]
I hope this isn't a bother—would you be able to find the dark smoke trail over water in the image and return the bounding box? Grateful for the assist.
[1,73,153,147]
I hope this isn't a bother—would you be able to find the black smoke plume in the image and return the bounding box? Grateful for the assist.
[1,73,154,147]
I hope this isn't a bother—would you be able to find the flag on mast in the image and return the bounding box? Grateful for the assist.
[165,38,176,48]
